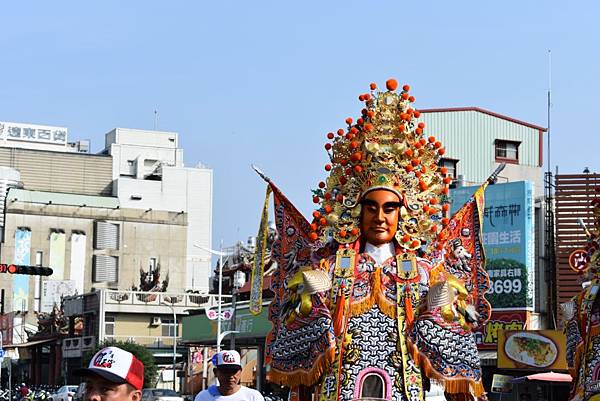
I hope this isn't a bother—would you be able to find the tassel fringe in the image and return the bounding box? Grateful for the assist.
[407,338,485,398]
[267,347,335,388]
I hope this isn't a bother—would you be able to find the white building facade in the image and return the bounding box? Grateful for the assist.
[105,128,213,291]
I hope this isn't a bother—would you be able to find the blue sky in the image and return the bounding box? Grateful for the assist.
[1,1,598,249]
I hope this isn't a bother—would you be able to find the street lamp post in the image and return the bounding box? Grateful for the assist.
[230,270,246,350]
[160,301,177,392]
[194,243,231,353]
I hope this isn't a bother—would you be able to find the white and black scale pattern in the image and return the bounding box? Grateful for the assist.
[339,306,410,401]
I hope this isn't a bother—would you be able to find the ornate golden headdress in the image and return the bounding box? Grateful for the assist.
[309,79,452,251]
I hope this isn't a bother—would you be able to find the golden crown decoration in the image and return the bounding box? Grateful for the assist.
[309,79,452,251]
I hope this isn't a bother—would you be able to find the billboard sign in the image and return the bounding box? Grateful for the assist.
[13,229,31,313]
[451,181,535,310]
[498,330,568,370]
[41,280,76,313]
[0,121,67,145]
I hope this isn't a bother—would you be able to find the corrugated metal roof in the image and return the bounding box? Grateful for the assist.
[420,107,547,131]
[7,188,119,208]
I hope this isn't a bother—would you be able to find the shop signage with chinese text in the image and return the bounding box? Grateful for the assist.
[474,310,529,350]
[452,181,535,310]
[0,121,68,145]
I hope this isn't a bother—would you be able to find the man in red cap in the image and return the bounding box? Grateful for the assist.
[195,350,263,401]
[76,346,145,401]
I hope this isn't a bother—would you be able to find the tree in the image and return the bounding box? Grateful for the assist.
[83,339,158,388]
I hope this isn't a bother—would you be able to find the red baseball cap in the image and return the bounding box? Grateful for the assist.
[75,347,144,390]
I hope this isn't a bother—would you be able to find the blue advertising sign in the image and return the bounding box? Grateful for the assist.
[451,181,535,310]
[13,229,32,312]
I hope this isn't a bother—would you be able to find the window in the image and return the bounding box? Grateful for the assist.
[360,373,385,399]
[93,255,119,283]
[495,140,520,163]
[122,160,136,177]
[94,221,119,250]
[105,316,115,336]
[439,158,458,180]
[149,258,157,275]
[161,318,177,337]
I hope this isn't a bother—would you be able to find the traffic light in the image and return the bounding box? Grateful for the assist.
[0,264,53,276]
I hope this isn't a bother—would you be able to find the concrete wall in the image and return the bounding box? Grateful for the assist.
[105,128,179,149]
[495,162,544,197]
[106,128,213,292]
[0,201,187,330]
[106,312,181,347]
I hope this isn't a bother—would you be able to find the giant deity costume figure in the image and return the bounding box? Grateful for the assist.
[251,79,496,401]
[564,194,600,401]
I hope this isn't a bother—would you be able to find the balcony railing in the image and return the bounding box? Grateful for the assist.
[103,289,230,308]
[104,334,179,349]
[63,289,233,316]
[62,335,96,358]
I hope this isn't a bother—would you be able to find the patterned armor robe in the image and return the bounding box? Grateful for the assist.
[565,283,600,401]
[318,247,431,401]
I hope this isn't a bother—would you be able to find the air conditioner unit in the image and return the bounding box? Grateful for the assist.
[151,316,161,326]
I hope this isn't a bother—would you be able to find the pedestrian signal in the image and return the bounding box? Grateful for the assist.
[0,264,53,276]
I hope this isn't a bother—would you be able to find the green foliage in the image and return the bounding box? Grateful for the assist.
[83,339,158,388]
[484,258,530,309]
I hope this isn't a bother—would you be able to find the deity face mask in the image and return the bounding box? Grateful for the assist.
[360,189,401,246]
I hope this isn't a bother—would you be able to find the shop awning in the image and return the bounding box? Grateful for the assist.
[182,302,272,344]
[2,338,56,349]
[511,372,572,384]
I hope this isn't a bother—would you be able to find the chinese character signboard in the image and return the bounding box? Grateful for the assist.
[0,121,68,145]
[451,181,535,310]
[474,310,529,350]
[497,330,567,370]
[41,280,76,313]
[0,313,13,346]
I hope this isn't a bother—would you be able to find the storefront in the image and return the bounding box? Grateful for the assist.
[181,302,272,395]
[483,329,570,401]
